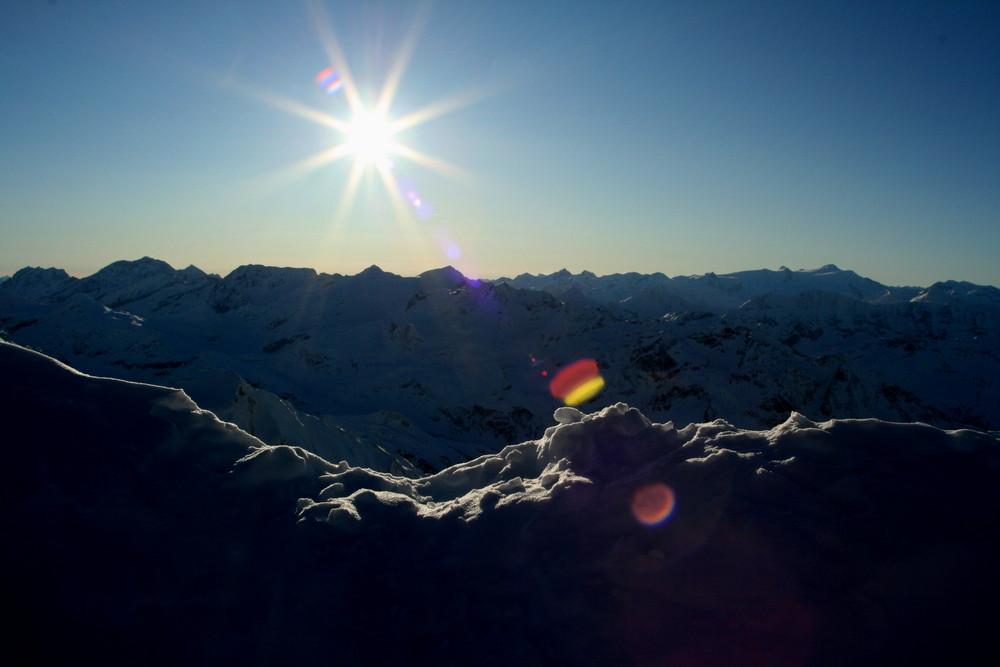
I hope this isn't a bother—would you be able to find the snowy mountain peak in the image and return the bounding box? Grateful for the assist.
[912,280,1000,307]
[6,265,72,281]
[88,256,176,281]
[70,257,214,309]
[78,256,176,289]
[418,265,467,288]
[359,264,388,277]
[812,263,843,273]
[180,264,208,278]
[0,265,77,302]
[225,264,318,286]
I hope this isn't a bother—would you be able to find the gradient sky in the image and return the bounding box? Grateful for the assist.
[2,0,998,287]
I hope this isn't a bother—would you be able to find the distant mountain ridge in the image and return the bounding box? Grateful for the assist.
[496,263,937,310]
[7,257,997,307]
[3,257,998,473]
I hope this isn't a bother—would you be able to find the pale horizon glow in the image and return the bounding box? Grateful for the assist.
[1,1,998,288]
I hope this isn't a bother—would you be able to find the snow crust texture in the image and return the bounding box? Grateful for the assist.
[3,341,999,666]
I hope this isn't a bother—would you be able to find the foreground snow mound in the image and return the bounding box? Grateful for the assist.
[2,341,999,666]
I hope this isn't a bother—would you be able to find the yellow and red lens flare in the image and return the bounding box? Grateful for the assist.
[549,358,605,406]
[631,483,676,526]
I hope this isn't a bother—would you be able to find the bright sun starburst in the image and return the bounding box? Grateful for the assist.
[344,109,398,168]
[231,1,496,225]
[226,1,514,275]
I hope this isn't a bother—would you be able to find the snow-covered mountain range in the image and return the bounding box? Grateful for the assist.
[2,258,998,474]
[3,339,998,665]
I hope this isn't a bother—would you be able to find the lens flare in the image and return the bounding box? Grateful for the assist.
[396,176,434,219]
[549,358,605,406]
[431,227,462,259]
[315,67,345,95]
[631,483,676,526]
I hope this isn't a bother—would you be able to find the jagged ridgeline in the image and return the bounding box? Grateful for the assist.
[2,257,998,474]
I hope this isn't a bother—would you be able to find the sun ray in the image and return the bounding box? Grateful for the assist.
[275,143,355,183]
[331,160,368,223]
[390,143,475,186]
[390,81,510,134]
[221,77,351,133]
[306,0,364,115]
[375,160,441,269]
[231,1,491,192]
[219,0,518,274]
[378,161,419,227]
[375,3,431,117]
[210,141,354,216]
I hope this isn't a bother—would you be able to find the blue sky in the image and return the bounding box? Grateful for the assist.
[2,0,998,286]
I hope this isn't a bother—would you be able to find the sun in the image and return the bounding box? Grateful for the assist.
[345,109,398,168]
[233,1,507,230]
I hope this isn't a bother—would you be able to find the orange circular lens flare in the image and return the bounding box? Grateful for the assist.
[549,358,604,406]
[631,483,676,526]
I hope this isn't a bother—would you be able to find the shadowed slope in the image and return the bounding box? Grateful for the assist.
[1,341,999,665]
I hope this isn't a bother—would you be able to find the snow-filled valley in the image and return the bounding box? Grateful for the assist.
[2,338,998,665]
[1,258,998,474]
